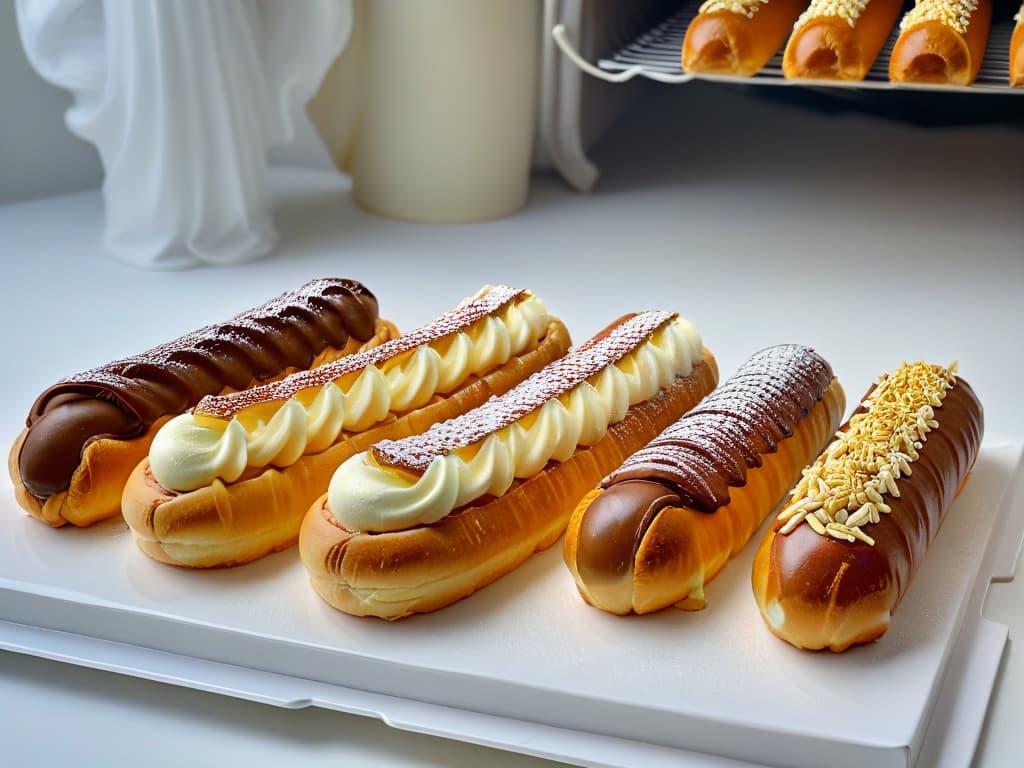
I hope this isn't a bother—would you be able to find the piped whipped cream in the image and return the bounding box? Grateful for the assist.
[328,314,703,533]
[149,289,549,492]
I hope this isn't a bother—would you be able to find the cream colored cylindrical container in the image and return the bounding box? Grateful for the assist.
[312,0,540,224]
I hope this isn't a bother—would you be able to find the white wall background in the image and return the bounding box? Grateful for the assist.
[0,0,103,204]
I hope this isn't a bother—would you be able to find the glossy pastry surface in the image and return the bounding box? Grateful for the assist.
[1011,3,1024,85]
[753,362,984,651]
[683,0,807,76]
[889,0,992,85]
[783,0,904,80]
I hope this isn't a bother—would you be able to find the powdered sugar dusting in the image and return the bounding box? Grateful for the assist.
[605,345,834,512]
[195,285,527,419]
[372,311,675,472]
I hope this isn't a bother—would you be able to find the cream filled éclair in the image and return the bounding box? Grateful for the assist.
[300,311,719,619]
[122,286,572,568]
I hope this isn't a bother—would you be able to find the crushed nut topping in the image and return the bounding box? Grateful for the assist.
[775,361,958,546]
[794,0,871,30]
[899,0,979,35]
[699,0,770,19]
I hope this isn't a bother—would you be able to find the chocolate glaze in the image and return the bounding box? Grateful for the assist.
[605,345,833,510]
[575,480,682,592]
[764,376,983,617]
[19,278,378,499]
[575,345,834,592]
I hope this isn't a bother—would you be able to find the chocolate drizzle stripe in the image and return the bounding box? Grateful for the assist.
[604,344,834,513]
[195,285,528,420]
[372,311,677,473]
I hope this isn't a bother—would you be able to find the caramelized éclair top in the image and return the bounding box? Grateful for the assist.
[194,285,530,420]
[604,345,835,512]
[371,311,677,474]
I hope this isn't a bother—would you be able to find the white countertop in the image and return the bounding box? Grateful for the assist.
[1,83,1022,767]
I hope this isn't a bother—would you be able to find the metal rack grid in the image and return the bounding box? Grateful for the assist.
[596,1,1020,94]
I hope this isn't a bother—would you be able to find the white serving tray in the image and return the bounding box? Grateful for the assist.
[1,436,1021,768]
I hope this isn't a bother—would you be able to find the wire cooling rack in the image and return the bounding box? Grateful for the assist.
[554,1,1021,94]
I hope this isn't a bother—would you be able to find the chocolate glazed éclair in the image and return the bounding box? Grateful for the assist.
[18,279,378,499]
[573,345,836,602]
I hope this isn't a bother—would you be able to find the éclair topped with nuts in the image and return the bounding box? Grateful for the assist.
[775,361,959,546]
[699,0,770,18]
[793,0,870,29]
[899,0,980,34]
